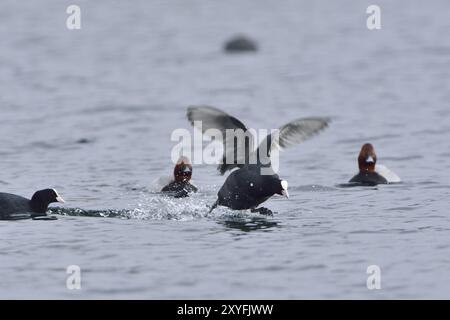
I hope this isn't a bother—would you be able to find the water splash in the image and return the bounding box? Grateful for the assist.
[47,192,281,225]
[48,192,214,221]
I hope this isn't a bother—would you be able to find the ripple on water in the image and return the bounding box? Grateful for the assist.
[292,185,337,192]
[336,133,402,145]
[387,206,420,212]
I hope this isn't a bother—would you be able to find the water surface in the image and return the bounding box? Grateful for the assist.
[1,0,450,299]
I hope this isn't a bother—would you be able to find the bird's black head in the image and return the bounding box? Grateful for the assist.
[253,175,289,199]
[30,189,65,214]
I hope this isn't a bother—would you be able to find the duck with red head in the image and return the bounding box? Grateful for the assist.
[161,156,198,198]
[349,143,400,186]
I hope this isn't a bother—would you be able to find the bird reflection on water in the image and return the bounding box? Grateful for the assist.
[48,207,281,233]
[217,216,280,232]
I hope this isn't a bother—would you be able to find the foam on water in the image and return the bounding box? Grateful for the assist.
[48,191,268,222]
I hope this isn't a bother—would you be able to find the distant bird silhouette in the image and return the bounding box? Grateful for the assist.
[224,35,258,52]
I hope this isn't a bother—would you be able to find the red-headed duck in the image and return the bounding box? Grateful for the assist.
[161,156,198,198]
[349,143,400,186]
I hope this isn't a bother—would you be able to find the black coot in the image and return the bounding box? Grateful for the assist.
[211,165,288,215]
[187,106,330,214]
[0,189,65,220]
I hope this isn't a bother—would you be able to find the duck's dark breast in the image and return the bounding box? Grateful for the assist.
[349,172,388,186]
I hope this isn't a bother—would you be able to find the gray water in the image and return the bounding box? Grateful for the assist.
[1,0,450,299]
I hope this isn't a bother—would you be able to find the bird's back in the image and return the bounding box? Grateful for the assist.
[0,193,32,220]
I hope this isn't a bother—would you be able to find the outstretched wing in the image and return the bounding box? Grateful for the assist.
[256,117,330,162]
[187,105,248,133]
[187,106,255,174]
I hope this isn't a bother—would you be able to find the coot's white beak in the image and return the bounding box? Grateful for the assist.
[281,180,289,199]
[56,196,65,203]
[53,189,65,203]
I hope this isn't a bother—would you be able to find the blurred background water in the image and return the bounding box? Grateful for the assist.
[0,0,449,299]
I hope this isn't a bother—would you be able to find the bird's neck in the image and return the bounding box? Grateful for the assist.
[29,199,49,214]
[359,163,376,173]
